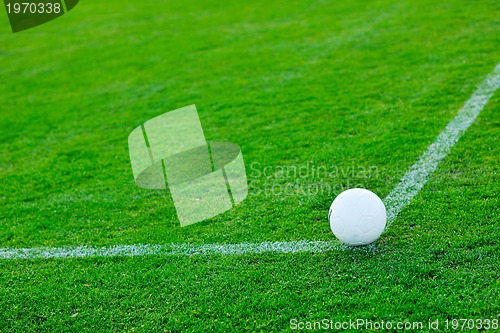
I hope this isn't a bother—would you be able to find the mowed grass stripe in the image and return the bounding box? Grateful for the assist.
[1,63,499,260]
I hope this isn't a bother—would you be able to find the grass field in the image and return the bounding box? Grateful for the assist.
[0,0,499,331]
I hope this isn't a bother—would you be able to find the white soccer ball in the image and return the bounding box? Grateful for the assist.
[329,188,386,246]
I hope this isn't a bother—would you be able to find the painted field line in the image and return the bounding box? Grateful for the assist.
[1,64,499,260]
[0,241,375,260]
[384,63,500,225]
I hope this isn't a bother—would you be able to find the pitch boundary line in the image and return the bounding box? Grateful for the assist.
[1,63,499,260]
[385,63,500,225]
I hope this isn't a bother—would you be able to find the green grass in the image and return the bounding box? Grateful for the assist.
[0,0,499,331]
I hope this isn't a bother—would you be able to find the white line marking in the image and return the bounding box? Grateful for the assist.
[0,241,376,260]
[1,64,499,260]
[384,63,500,225]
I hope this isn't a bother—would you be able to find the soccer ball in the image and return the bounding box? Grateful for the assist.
[329,188,386,246]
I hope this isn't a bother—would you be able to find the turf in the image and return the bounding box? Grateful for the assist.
[0,0,499,331]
